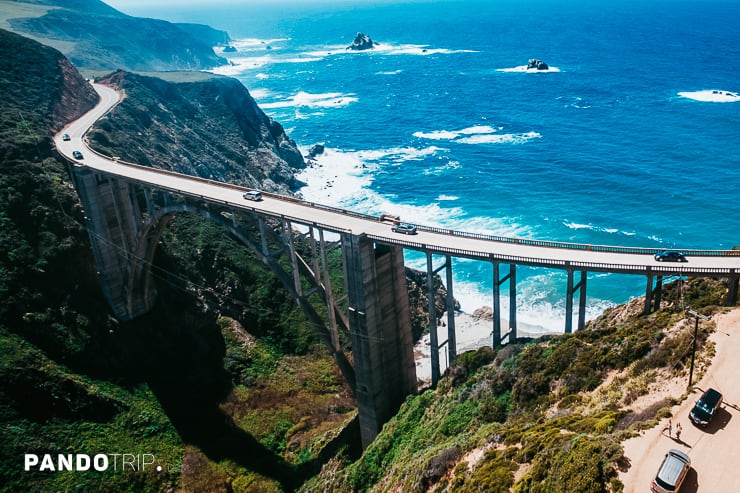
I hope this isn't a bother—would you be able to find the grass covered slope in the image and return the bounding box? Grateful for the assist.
[0,29,353,492]
[0,28,186,492]
[302,278,728,493]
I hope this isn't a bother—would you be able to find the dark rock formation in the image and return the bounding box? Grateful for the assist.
[527,58,549,70]
[89,70,306,193]
[223,45,237,53]
[405,267,461,342]
[346,32,377,51]
[307,143,325,159]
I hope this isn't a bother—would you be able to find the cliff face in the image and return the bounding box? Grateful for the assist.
[88,71,305,192]
[5,0,228,71]
[0,28,97,157]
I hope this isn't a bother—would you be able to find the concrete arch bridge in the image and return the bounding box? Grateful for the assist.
[56,83,740,447]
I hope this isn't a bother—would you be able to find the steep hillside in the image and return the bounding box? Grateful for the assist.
[2,0,228,71]
[0,27,455,492]
[301,278,730,493]
[0,28,341,492]
[87,70,306,193]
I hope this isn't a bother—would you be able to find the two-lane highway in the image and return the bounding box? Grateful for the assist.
[55,83,740,276]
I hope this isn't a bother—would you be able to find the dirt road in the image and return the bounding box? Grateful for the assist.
[619,309,740,492]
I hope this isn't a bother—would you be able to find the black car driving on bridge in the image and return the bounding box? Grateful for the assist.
[654,250,687,262]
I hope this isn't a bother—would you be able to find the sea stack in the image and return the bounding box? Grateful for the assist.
[347,32,377,50]
[527,58,549,70]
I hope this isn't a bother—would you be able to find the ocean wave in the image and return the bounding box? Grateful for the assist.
[259,91,358,109]
[248,88,271,99]
[296,146,526,236]
[414,125,541,145]
[376,70,403,75]
[457,132,541,145]
[496,65,561,73]
[677,89,740,103]
[228,37,290,50]
[563,221,627,236]
[437,194,459,201]
[305,43,477,58]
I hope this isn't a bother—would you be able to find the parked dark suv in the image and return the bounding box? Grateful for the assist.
[689,387,723,427]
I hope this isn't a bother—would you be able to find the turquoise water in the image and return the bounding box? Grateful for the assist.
[117,0,740,330]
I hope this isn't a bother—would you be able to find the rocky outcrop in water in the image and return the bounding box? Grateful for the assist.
[527,58,549,70]
[347,32,377,51]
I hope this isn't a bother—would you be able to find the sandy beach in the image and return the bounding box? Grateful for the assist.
[414,308,558,384]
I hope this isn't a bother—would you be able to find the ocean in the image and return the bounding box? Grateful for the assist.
[114,0,740,332]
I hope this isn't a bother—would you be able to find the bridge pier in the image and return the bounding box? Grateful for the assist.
[492,262,517,347]
[565,269,588,333]
[726,272,738,306]
[70,166,157,320]
[343,234,417,448]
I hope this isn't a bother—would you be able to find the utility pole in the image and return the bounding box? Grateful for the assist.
[686,308,710,388]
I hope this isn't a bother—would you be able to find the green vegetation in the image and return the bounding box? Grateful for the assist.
[303,278,727,492]
[2,21,736,493]
[3,0,227,71]
[1,28,356,492]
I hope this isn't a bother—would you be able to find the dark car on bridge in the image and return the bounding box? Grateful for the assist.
[654,250,687,262]
[689,387,723,427]
[72,150,83,160]
[392,223,417,235]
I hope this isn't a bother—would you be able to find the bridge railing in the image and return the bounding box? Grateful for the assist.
[408,223,740,257]
[79,142,740,258]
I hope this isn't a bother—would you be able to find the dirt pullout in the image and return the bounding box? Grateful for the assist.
[619,309,740,492]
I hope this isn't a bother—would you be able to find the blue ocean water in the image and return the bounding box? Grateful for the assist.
[118,0,740,331]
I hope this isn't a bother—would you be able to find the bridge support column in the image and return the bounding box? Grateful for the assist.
[70,166,155,320]
[343,234,416,448]
[565,269,588,333]
[726,272,738,306]
[578,271,588,331]
[492,262,517,347]
[644,270,654,315]
[445,256,457,366]
[426,252,440,385]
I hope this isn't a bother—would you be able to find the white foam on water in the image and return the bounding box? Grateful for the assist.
[497,65,561,73]
[306,43,477,58]
[456,131,541,145]
[248,88,271,99]
[414,125,541,145]
[562,221,625,236]
[677,89,740,102]
[259,91,358,109]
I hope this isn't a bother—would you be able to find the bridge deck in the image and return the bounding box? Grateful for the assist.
[55,83,740,277]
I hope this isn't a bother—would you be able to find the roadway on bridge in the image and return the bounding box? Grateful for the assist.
[54,83,740,276]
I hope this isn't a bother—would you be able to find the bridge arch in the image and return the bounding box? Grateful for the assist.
[127,203,357,387]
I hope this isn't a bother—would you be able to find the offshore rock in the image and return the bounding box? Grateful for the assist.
[347,32,377,51]
[307,143,325,159]
[527,58,549,70]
